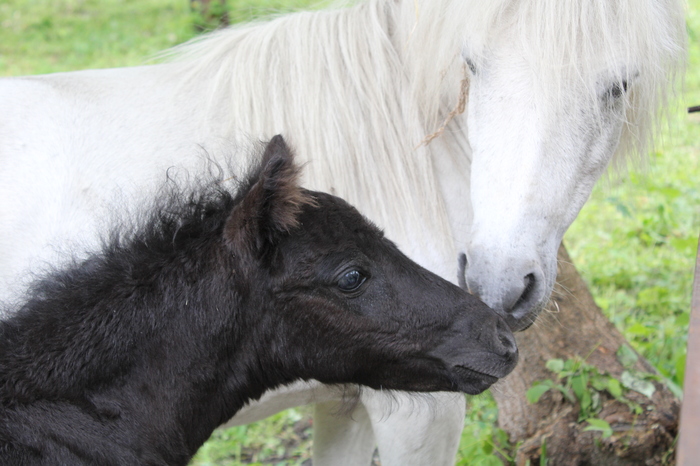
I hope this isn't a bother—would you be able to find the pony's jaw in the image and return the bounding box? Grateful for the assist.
[461,36,627,331]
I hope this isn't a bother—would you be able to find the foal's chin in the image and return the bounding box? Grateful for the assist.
[400,369,499,395]
[356,360,511,396]
[449,366,501,395]
[438,350,519,394]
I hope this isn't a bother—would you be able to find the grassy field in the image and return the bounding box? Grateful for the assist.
[1,1,698,464]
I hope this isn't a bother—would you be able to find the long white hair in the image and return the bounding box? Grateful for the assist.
[162,0,686,248]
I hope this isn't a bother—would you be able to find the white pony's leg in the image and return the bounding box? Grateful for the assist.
[225,383,465,466]
[312,390,466,466]
[365,391,466,466]
[313,401,376,466]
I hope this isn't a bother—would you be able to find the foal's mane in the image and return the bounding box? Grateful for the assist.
[160,0,685,252]
[0,177,224,402]
[2,172,240,316]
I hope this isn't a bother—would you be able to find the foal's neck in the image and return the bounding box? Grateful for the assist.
[0,196,287,462]
[0,252,278,461]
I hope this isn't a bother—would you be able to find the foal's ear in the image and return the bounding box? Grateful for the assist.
[224,135,310,253]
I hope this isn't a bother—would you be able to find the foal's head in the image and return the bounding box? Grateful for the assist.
[226,136,518,395]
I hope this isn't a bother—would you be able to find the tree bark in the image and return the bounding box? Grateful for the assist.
[492,244,680,465]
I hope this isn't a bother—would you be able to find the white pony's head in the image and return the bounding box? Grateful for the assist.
[458,0,685,330]
[403,0,686,331]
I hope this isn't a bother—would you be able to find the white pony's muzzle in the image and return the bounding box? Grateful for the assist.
[462,244,548,332]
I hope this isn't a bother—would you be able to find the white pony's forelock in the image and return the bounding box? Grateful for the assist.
[158,0,685,253]
[504,0,687,169]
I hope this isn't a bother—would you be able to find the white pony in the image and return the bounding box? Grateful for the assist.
[0,0,685,464]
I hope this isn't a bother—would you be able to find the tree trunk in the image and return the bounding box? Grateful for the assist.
[492,244,680,465]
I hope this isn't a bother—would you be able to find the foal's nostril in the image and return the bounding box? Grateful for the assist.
[495,317,518,357]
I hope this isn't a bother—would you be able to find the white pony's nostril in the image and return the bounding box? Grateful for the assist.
[514,273,536,308]
[501,272,536,312]
[463,247,548,331]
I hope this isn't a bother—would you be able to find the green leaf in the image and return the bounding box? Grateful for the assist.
[584,418,613,438]
[616,344,638,368]
[546,359,565,374]
[527,383,552,404]
[571,374,587,400]
[607,378,622,398]
[620,371,656,398]
[564,359,577,372]
[615,203,632,218]
[670,236,698,253]
[494,428,510,447]
[579,390,592,418]
[675,353,687,388]
[540,437,548,466]
[675,313,690,327]
[585,418,611,429]
[658,187,682,200]
[626,323,652,337]
[590,374,609,391]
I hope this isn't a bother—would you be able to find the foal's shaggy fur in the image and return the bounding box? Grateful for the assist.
[0,137,517,465]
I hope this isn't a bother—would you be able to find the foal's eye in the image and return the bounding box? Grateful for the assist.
[337,270,366,292]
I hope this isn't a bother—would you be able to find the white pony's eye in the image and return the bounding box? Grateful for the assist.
[461,49,478,75]
[607,80,628,99]
[464,57,478,75]
[602,70,638,101]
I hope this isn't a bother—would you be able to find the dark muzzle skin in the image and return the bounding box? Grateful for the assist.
[410,257,519,394]
[353,295,518,395]
[428,298,519,395]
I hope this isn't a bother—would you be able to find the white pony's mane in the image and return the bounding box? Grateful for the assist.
[161,0,686,252]
[504,0,687,169]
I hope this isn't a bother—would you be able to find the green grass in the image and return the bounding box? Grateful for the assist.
[1,0,698,464]
[191,407,314,465]
[0,0,195,74]
[0,0,327,75]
